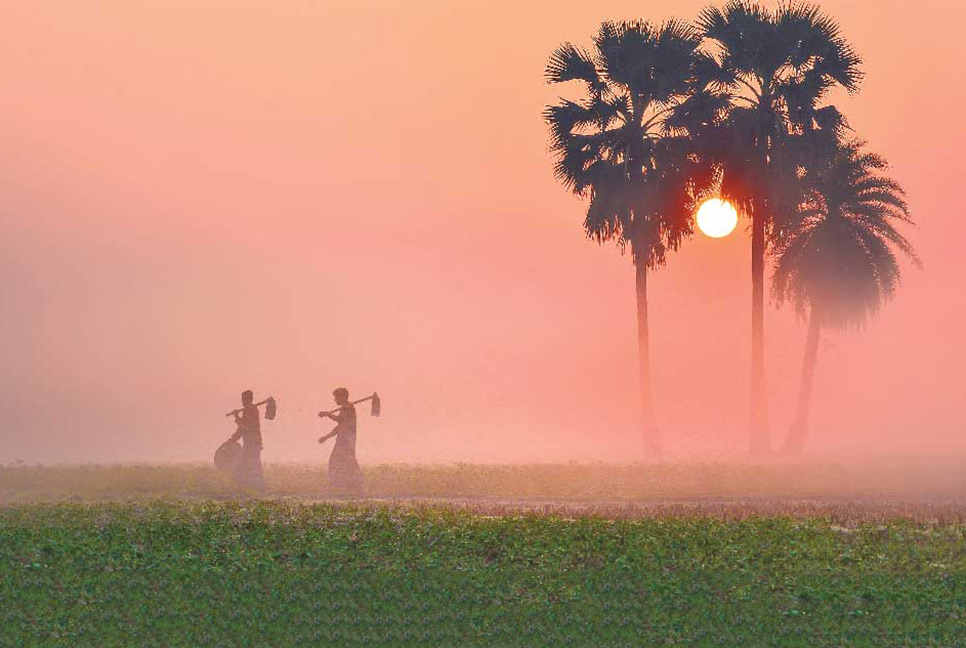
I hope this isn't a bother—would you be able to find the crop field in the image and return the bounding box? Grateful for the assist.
[2,463,966,646]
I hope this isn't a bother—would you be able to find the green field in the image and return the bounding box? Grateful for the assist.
[2,464,966,646]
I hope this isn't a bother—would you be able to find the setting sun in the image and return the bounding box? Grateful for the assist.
[696,198,739,238]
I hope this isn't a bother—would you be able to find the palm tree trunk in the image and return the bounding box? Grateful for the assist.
[634,259,661,457]
[749,118,771,457]
[785,309,822,455]
[749,203,769,456]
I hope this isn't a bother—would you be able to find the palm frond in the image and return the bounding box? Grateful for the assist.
[546,43,604,93]
[778,2,863,91]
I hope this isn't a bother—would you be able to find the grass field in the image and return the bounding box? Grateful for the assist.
[3,463,966,646]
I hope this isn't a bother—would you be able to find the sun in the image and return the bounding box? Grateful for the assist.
[695,198,738,238]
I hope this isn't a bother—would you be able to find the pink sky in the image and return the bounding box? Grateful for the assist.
[1,1,963,464]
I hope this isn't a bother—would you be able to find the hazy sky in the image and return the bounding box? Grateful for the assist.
[1,1,963,464]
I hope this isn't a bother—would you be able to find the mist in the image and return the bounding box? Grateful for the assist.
[1,1,963,467]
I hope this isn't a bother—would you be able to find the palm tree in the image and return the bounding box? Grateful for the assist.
[772,140,919,454]
[697,1,863,455]
[544,20,719,456]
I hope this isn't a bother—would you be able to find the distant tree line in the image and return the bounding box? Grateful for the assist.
[545,1,919,457]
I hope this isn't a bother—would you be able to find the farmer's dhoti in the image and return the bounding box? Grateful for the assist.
[328,443,362,492]
[232,443,265,491]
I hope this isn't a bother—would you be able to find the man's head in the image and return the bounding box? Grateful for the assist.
[242,390,254,406]
[333,387,349,405]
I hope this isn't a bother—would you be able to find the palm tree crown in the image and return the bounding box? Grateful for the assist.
[699,0,864,228]
[773,140,920,327]
[545,19,716,266]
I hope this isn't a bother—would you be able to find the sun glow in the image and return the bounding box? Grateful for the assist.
[696,199,739,238]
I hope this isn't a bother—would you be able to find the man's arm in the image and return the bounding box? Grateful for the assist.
[229,413,246,442]
[318,429,339,444]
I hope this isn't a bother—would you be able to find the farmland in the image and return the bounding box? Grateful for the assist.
[2,463,966,646]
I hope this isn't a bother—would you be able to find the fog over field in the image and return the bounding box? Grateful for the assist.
[1,1,963,467]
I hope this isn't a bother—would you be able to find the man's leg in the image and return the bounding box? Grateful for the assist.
[233,445,264,491]
[247,446,266,491]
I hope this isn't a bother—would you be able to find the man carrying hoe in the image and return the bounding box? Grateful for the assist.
[318,387,363,493]
[228,389,265,491]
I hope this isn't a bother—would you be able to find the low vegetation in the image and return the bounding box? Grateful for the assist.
[4,464,964,646]
[3,500,965,647]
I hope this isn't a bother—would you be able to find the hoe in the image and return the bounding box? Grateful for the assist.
[319,392,381,419]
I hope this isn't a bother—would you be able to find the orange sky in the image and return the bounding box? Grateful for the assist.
[1,1,963,464]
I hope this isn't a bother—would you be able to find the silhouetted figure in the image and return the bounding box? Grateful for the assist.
[228,389,265,490]
[318,387,363,492]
